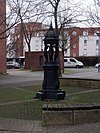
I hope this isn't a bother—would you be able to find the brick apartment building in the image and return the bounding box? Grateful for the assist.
[9,23,100,70]
[0,0,6,74]
[9,22,46,58]
[64,27,100,57]
[9,22,48,70]
[10,24,100,58]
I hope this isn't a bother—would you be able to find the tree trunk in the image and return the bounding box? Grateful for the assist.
[28,44,32,71]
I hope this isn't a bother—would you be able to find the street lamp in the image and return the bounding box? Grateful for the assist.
[96,32,100,72]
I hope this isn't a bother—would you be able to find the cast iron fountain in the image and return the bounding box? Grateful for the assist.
[36,24,65,100]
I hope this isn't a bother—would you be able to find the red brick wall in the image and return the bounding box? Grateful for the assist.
[70,28,79,57]
[25,52,44,71]
[0,0,6,74]
[59,51,64,69]
[25,51,63,71]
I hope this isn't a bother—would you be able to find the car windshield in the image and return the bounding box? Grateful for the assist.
[70,59,76,63]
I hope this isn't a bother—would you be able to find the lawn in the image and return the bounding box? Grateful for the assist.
[0,86,39,103]
[0,85,99,120]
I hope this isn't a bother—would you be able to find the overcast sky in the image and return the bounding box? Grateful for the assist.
[6,0,99,28]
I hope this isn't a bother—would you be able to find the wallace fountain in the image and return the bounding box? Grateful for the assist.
[36,24,65,100]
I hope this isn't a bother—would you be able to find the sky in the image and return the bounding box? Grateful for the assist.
[71,0,100,27]
[6,0,99,28]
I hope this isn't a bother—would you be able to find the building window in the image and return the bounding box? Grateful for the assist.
[96,49,99,56]
[94,30,99,35]
[34,32,40,36]
[64,49,67,53]
[64,31,69,38]
[83,31,88,36]
[96,40,99,45]
[36,33,40,36]
[40,32,45,37]
[73,53,76,57]
[83,49,87,56]
[72,31,77,36]
[84,40,87,43]
[84,40,87,46]
[72,44,76,48]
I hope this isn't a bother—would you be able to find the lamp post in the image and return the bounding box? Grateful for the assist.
[36,24,65,100]
[96,32,100,72]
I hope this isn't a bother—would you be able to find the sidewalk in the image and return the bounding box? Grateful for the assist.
[0,69,43,87]
[0,68,100,86]
[0,117,42,133]
[0,117,100,133]
[63,68,100,80]
[0,68,100,87]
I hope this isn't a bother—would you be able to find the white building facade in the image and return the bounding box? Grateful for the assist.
[10,24,100,58]
[64,27,100,57]
[24,36,44,52]
[79,35,99,56]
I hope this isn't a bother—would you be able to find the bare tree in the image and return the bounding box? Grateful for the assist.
[33,0,82,34]
[0,0,21,39]
[35,0,82,74]
[8,0,45,70]
[86,0,100,26]
[7,0,84,72]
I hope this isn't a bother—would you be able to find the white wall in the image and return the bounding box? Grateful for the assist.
[24,36,64,53]
[79,35,99,56]
[24,36,44,52]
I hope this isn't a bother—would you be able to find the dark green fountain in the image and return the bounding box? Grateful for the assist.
[36,24,65,100]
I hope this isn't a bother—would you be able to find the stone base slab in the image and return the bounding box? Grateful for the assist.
[42,103,100,126]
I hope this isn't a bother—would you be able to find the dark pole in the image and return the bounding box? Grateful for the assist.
[96,32,100,72]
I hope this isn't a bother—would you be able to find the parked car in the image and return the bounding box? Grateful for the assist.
[95,63,100,68]
[64,57,84,68]
[7,61,20,69]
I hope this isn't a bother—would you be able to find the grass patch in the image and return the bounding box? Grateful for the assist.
[0,85,99,120]
[69,91,100,103]
[0,99,66,120]
[0,86,40,103]
[62,86,93,94]
[64,69,77,75]
[0,101,43,120]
